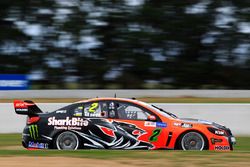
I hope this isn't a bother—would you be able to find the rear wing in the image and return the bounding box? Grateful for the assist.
[14,100,43,115]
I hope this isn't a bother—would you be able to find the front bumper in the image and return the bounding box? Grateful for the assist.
[229,136,236,150]
[229,136,236,145]
[225,128,236,150]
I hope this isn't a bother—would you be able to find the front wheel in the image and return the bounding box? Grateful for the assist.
[180,131,206,150]
[55,131,79,150]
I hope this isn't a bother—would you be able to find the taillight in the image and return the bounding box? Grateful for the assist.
[27,116,40,125]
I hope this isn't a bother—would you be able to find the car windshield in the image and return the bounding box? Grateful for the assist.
[151,105,178,118]
[138,101,178,118]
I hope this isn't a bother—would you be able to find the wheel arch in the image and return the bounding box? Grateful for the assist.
[174,129,209,150]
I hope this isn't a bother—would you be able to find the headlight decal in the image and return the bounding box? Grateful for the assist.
[207,127,226,136]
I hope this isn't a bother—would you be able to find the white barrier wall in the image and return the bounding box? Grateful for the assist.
[2,89,250,98]
[1,103,250,135]
[1,103,66,134]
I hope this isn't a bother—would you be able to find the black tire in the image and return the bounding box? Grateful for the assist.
[55,131,79,150]
[180,131,206,150]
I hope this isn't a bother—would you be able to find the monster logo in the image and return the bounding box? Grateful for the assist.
[29,125,39,140]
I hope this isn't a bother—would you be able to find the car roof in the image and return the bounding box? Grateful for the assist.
[75,97,140,104]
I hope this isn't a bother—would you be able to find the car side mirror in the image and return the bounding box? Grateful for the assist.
[147,115,156,121]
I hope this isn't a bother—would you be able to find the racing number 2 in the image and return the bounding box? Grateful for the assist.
[149,129,162,142]
[89,103,99,113]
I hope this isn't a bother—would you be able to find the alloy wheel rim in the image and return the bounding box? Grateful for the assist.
[56,132,79,150]
[181,132,205,150]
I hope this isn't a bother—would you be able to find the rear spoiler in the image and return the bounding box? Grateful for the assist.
[14,100,43,115]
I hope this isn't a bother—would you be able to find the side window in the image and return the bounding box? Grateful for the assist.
[116,102,149,120]
[107,101,117,118]
[83,102,108,118]
[73,105,84,117]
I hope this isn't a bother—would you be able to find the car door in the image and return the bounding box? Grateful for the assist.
[108,100,169,149]
[80,100,152,149]
[75,101,119,148]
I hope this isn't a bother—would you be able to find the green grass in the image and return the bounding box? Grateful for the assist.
[233,137,250,151]
[0,134,250,166]
[0,134,22,147]
[0,134,249,157]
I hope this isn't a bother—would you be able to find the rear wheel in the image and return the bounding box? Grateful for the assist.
[55,131,79,150]
[180,131,206,150]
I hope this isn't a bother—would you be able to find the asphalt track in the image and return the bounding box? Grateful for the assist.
[1,103,250,135]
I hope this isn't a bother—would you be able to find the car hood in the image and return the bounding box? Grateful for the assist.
[179,118,227,129]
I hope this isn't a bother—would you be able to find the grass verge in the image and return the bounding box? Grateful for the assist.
[0,134,249,156]
[0,134,250,166]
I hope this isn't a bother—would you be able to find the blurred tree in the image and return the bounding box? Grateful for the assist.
[0,0,250,89]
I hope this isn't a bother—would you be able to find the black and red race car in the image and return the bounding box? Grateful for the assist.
[14,98,236,151]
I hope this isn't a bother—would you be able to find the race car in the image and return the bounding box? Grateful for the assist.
[14,98,236,151]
